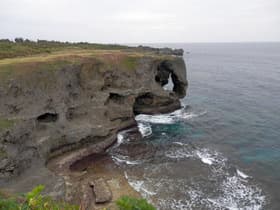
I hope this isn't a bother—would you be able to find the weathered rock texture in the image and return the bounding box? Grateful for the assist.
[0,48,187,205]
[90,178,112,203]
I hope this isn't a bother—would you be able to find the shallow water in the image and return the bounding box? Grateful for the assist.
[111,43,280,209]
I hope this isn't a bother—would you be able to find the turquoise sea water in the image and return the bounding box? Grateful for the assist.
[111,43,280,209]
[181,43,280,181]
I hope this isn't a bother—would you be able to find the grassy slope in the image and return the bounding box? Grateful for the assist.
[0,40,174,80]
[0,50,149,81]
[0,40,131,60]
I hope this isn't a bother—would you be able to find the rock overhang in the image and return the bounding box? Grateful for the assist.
[0,47,188,200]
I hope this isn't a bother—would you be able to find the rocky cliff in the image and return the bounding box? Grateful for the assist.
[0,47,187,208]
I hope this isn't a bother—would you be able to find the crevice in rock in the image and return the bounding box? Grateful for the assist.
[37,113,58,123]
[66,108,75,120]
[135,92,154,106]
[155,61,171,86]
[104,93,125,105]
[133,92,153,115]
[69,153,108,172]
[133,92,181,115]
[48,135,111,161]
[110,117,131,122]
[171,72,186,97]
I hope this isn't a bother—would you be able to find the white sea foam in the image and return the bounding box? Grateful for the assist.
[127,173,265,210]
[115,128,134,146]
[129,143,265,210]
[117,132,125,145]
[199,156,213,165]
[196,150,216,165]
[237,169,250,179]
[173,141,186,146]
[137,122,152,137]
[166,144,226,167]
[108,132,126,151]
[113,127,136,149]
[118,110,265,210]
[135,113,175,124]
[112,155,143,165]
[125,172,156,197]
[158,199,191,210]
[127,179,144,192]
[135,107,206,125]
[165,147,193,159]
[141,187,157,196]
[207,175,265,210]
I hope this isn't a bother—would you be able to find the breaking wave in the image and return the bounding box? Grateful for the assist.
[112,108,266,210]
[135,107,207,125]
[123,142,266,210]
[112,155,143,165]
[138,122,152,137]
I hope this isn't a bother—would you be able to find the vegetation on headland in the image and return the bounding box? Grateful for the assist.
[0,38,151,76]
[0,148,7,159]
[0,185,78,210]
[0,118,15,132]
[0,52,144,82]
[0,38,181,80]
[0,186,156,210]
[116,196,156,210]
[0,38,130,60]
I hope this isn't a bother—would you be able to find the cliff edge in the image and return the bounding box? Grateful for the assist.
[0,45,187,208]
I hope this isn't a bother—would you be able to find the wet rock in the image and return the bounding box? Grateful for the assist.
[124,127,142,142]
[90,178,112,204]
[115,142,156,161]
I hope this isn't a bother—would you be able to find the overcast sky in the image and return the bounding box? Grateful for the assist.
[0,0,279,43]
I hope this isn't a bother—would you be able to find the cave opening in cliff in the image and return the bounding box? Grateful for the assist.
[155,61,185,97]
[133,93,154,115]
[155,61,171,87]
[163,74,174,91]
[37,113,58,123]
[105,93,125,105]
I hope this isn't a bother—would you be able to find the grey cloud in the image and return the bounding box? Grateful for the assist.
[0,0,279,43]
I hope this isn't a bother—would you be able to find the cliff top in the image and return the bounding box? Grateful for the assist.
[0,39,183,60]
[0,39,184,79]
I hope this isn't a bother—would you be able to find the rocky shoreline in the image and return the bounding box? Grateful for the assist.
[47,140,141,210]
[0,46,187,208]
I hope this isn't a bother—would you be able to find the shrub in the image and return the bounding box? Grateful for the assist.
[14,38,24,43]
[0,185,78,210]
[0,198,21,210]
[116,196,156,210]
[0,186,156,210]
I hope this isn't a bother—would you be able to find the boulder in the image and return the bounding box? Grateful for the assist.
[90,178,112,204]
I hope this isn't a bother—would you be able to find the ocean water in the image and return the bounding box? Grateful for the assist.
[110,43,280,209]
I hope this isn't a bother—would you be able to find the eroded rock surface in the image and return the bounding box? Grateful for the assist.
[0,48,187,206]
[90,178,112,204]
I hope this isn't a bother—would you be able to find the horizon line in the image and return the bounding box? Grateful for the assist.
[1,37,280,45]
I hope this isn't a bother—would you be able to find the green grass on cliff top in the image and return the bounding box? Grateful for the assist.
[0,39,174,63]
[0,39,130,60]
[0,39,176,79]
[0,50,148,76]
[0,118,15,131]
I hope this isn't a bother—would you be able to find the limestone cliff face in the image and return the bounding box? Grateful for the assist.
[0,49,187,196]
